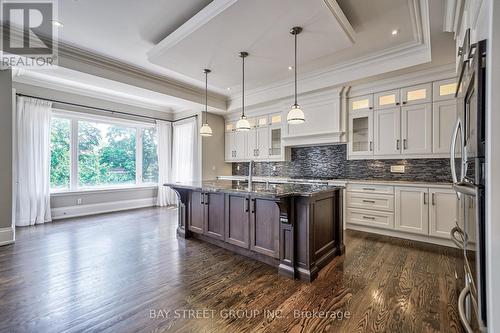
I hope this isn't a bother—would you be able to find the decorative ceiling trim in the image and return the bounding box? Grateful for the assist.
[147,0,239,60]
[227,0,432,112]
[56,42,228,111]
[12,68,179,113]
[323,0,356,44]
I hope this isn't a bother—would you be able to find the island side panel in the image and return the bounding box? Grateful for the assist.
[294,189,343,282]
[170,187,191,239]
[278,197,296,279]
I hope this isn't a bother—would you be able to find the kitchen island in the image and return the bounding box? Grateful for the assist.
[165,180,344,282]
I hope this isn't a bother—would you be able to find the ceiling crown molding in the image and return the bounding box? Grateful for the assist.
[227,0,431,113]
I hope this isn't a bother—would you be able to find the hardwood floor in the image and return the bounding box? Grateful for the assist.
[0,208,464,333]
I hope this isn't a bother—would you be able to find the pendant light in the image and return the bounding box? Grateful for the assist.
[287,26,305,124]
[200,69,213,137]
[235,51,251,131]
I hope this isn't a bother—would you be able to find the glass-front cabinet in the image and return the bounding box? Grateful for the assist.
[349,111,373,156]
[349,94,373,113]
[400,83,432,106]
[374,89,400,109]
[268,113,282,159]
[433,78,457,102]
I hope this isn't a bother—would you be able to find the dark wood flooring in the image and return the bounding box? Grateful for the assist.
[0,208,464,333]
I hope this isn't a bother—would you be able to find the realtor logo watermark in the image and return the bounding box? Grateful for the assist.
[0,0,58,68]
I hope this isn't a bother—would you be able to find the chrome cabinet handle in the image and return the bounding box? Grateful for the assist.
[362,216,375,220]
[200,192,204,205]
[458,285,474,333]
[362,200,376,203]
[204,193,209,205]
[396,139,400,150]
[244,198,248,212]
[369,141,373,151]
[403,139,408,150]
[362,187,375,191]
[251,198,256,213]
[431,193,435,205]
[423,193,427,205]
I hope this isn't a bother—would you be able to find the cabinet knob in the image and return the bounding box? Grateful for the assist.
[396,102,400,106]
[369,106,373,110]
[402,101,407,104]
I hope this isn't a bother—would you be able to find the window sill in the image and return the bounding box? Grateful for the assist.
[50,184,158,197]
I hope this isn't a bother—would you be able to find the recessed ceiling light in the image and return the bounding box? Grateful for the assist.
[52,20,63,27]
[288,66,293,70]
[227,87,231,91]
[391,29,399,36]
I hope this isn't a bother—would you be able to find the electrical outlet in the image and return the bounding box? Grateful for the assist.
[390,165,405,173]
[77,198,82,205]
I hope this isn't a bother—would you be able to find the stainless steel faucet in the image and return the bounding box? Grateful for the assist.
[248,160,254,190]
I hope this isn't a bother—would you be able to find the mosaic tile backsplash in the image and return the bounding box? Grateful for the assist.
[232,144,452,183]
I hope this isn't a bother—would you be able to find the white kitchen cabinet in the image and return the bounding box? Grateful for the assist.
[433,78,457,102]
[349,94,373,113]
[429,188,458,239]
[433,99,458,154]
[373,107,400,156]
[247,126,270,160]
[234,130,247,160]
[400,83,432,106]
[268,124,282,159]
[395,187,429,235]
[348,111,373,156]
[374,89,400,110]
[225,131,235,161]
[346,208,394,229]
[401,103,432,155]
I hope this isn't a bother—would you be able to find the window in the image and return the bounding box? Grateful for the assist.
[49,112,159,192]
[50,117,71,190]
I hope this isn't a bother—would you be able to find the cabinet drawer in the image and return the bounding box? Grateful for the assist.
[347,184,394,195]
[347,192,394,212]
[346,208,394,229]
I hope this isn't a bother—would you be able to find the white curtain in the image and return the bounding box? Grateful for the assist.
[172,118,199,183]
[15,97,52,226]
[156,120,176,206]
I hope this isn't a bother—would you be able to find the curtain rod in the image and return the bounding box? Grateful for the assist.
[15,93,198,123]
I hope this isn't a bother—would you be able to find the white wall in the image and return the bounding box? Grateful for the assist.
[202,112,231,180]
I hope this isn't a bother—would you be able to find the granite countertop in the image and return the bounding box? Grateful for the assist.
[164,180,341,198]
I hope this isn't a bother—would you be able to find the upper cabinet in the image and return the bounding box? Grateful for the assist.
[433,78,457,102]
[374,89,400,109]
[400,83,432,106]
[349,110,373,157]
[348,77,458,160]
[225,113,286,162]
[349,94,373,113]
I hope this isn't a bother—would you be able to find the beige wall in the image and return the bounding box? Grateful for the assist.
[0,69,13,241]
[202,112,231,181]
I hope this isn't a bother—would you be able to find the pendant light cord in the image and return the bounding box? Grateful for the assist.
[205,71,208,124]
[242,55,245,117]
[294,31,298,106]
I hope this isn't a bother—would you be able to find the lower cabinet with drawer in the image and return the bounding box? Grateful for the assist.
[346,183,458,246]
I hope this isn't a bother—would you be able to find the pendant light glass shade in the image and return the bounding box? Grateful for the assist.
[236,51,250,131]
[200,69,213,137]
[287,26,305,124]
[200,123,213,136]
[236,115,251,131]
[287,104,305,124]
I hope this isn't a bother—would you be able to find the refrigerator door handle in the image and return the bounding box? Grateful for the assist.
[450,119,465,191]
[450,226,465,249]
[458,285,474,333]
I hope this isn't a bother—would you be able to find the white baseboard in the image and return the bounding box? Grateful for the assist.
[0,226,15,246]
[346,223,456,248]
[51,197,156,220]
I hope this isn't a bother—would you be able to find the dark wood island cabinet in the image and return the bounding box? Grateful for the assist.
[166,181,344,282]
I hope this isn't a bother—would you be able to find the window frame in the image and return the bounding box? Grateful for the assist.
[50,109,158,193]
